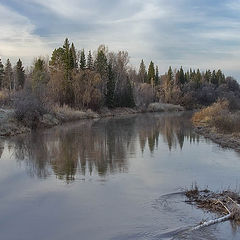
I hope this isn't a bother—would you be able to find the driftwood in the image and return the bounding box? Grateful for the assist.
[185,188,240,231]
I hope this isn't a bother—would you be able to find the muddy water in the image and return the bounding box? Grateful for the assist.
[0,112,240,240]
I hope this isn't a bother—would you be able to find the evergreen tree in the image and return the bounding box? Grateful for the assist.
[3,59,13,90]
[70,43,77,69]
[138,59,147,83]
[179,66,185,84]
[0,58,4,89]
[87,50,94,70]
[147,61,155,85]
[204,70,211,83]
[33,58,49,87]
[49,47,65,70]
[106,64,115,108]
[216,69,225,85]
[125,77,135,108]
[167,66,173,84]
[211,70,218,85]
[194,69,201,86]
[63,38,71,80]
[16,59,25,89]
[80,49,86,70]
[95,49,108,79]
[155,65,160,85]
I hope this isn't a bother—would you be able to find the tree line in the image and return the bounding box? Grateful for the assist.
[1,38,240,110]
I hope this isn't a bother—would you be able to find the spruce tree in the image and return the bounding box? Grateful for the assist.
[63,38,71,80]
[179,66,185,84]
[138,59,147,83]
[49,47,65,70]
[194,69,201,86]
[216,69,225,85]
[211,70,218,85]
[70,43,77,69]
[95,50,108,79]
[0,58,4,89]
[155,66,160,85]
[87,51,94,70]
[106,64,115,108]
[16,59,25,89]
[167,66,173,84]
[204,70,211,83]
[147,61,155,85]
[80,49,86,70]
[125,77,135,108]
[3,59,13,90]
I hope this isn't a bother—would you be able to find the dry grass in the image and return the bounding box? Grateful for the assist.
[192,99,240,133]
[0,90,10,106]
[192,99,229,125]
[52,104,99,122]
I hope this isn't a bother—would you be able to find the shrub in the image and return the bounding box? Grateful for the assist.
[212,113,240,133]
[0,90,11,107]
[13,90,47,129]
[192,99,229,125]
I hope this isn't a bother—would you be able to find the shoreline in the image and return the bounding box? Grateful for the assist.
[0,103,184,137]
[194,126,240,152]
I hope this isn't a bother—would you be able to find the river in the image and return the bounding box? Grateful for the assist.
[0,112,240,240]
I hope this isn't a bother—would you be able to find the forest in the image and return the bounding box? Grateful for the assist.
[1,38,240,119]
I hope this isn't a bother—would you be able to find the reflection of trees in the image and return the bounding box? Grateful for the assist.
[0,141,4,159]
[10,117,137,182]
[8,112,200,182]
[138,112,199,152]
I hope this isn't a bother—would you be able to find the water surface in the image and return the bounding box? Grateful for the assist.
[0,112,240,240]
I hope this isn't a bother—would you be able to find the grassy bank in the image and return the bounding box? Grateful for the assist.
[192,100,240,151]
[0,103,184,137]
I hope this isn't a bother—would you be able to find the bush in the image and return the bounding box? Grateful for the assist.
[14,90,47,129]
[192,99,240,133]
[192,99,229,125]
[0,90,11,107]
[212,113,240,133]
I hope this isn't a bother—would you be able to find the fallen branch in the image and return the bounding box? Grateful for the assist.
[184,188,240,232]
[191,213,232,231]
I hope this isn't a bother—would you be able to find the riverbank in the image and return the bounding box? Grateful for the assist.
[194,126,240,151]
[0,103,184,137]
[192,100,240,151]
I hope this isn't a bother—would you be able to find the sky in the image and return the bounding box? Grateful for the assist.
[0,0,240,78]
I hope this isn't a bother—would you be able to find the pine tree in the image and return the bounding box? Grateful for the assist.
[155,66,160,86]
[138,59,147,83]
[0,58,4,89]
[16,59,25,89]
[3,59,13,90]
[87,51,94,70]
[80,49,86,70]
[70,43,77,69]
[106,64,115,108]
[147,61,155,85]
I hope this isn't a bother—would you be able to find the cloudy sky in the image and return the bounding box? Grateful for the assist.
[0,0,240,78]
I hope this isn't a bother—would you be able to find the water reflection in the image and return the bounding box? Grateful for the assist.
[3,112,199,182]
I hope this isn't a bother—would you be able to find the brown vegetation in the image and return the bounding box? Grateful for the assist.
[192,99,240,134]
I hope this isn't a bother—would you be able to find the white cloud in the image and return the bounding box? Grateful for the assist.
[0,4,51,65]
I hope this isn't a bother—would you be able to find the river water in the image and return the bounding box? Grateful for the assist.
[0,112,240,240]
